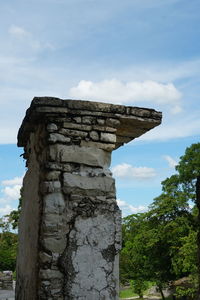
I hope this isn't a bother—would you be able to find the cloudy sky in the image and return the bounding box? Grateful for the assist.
[0,0,200,217]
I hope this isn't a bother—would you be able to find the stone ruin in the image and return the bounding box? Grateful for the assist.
[0,271,13,290]
[16,97,162,300]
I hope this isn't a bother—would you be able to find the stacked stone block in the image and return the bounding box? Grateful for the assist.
[0,272,13,290]
[16,97,162,300]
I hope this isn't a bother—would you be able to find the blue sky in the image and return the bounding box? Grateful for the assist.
[0,0,200,217]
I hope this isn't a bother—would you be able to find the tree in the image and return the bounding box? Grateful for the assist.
[0,188,22,271]
[121,212,172,299]
[0,231,18,271]
[0,187,23,232]
[130,279,149,299]
[120,143,200,298]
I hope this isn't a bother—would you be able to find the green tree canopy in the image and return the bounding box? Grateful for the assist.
[120,143,200,298]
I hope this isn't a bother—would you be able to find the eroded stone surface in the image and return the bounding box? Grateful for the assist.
[16,97,162,300]
[49,144,111,167]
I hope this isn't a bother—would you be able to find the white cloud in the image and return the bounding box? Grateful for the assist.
[2,176,23,186]
[112,163,156,180]
[138,114,200,142]
[69,79,182,112]
[117,199,127,207]
[163,155,178,168]
[170,105,183,114]
[9,25,29,38]
[2,185,21,201]
[8,25,54,52]
[0,205,13,217]
[113,59,200,83]
[0,128,18,144]
[0,176,23,205]
[0,198,6,205]
[0,176,23,216]
[129,204,148,214]
[117,199,148,216]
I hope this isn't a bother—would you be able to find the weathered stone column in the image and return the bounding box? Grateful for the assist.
[16,97,162,300]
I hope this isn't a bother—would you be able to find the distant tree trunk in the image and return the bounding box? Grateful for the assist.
[158,285,165,300]
[196,176,200,300]
[139,293,143,299]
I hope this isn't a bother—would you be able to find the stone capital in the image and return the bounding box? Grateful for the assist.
[18,97,162,151]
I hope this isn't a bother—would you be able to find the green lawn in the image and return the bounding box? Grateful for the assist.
[119,281,158,299]
[119,288,137,298]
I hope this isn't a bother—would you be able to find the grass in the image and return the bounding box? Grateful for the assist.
[119,288,137,298]
[119,281,157,299]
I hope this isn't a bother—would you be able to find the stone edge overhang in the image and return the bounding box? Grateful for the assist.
[17,97,162,149]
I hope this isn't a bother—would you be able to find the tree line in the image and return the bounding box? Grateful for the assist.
[120,143,200,299]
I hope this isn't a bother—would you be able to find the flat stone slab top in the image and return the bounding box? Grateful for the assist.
[18,97,162,149]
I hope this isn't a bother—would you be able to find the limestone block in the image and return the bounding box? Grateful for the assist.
[89,130,99,141]
[39,251,52,264]
[42,281,51,286]
[49,144,111,167]
[92,125,116,133]
[130,107,152,117]
[45,171,61,181]
[41,181,61,194]
[45,162,73,172]
[82,116,96,124]
[40,269,63,280]
[106,118,120,127]
[79,165,112,177]
[72,215,116,249]
[60,128,88,138]
[44,212,63,224]
[51,288,62,296]
[43,236,66,253]
[63,122,92,131]
[100,289,114,299]
[43,221,62,234]
[81,140,116,152]
[35,106,68,114]
[73,116,81,123]
[63,173,115,195]
[43,212,66,234]
[65,214,119,298]
[100,132,116,143]
[47,123,58,132]
[97,118,105,125]
[43,193,65,214]
[48,133,71,144]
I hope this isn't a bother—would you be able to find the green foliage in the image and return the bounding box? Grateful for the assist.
[119,288,137,298]
[7,209,21,230]
[0,232,18,271]
[172,230,197,276]
[130,279,149,298]
[172,143,200,204]
[7,187,22,230]
[175,275,198,299]
[0,188,22,271]
[120,143,200,297]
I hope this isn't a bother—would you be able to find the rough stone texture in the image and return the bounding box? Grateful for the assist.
[16,132,41,300]
[0,272,13,290]
[16,97,162,300]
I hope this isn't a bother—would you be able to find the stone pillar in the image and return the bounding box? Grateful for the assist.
[16,97,162,300]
